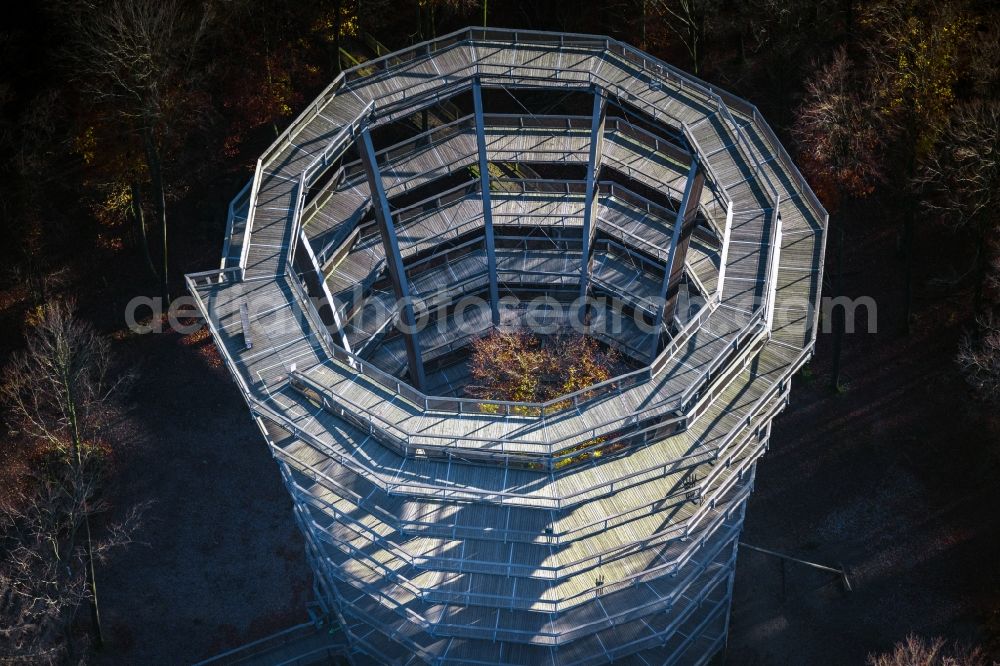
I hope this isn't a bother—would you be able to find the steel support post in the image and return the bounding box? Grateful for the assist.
[649,159,705,360]
[471,78,501,324]
[578,89,608,324]
[358,128,427,389]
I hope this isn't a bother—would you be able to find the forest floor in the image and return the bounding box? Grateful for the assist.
[90,320,313,665]
[727,205,1000,664]
[12,203,994,664]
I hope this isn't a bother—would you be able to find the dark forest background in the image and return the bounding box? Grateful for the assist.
[1,1,999,664]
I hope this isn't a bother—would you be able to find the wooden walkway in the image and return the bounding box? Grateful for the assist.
[189,27,826,666]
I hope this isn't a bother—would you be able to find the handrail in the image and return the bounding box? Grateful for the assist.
[338,236,679,342]
[263,78,770,430]
[297,527,736,657]
[219,177,252,269]
[749,106,827,225]
[333,112,688,187]
[286,268,340,362]
[286,421,758,554]
[656,294,720,370]
[275,344,789,508]
[334,113,691,179]
[294,283,711,430]
[339,31,797,219]
[292,199,730,426]
[705,89,786,335]
[707,372,789,472]
[285,320,771,465]
[301,113,717,255]
[306,492,744,628]
[298,339,651,426]
[237,77,358,278]
[283,101,374,273]
[238,159,263,278]
[288,174,308,268]
[333,25,825,226]
[296,482,744,609]
[686,257,712,299]
[593,237,664,273]
[260,72,347,170]
[716,200,734,299]
[300,516,738,645]
[190,269,809,505]
[276,413,735,547]
[383,201,712,298]
[679,313,767,409]
[764,195,783,330]
[605,116,692,165]
[185,269,256,402]
[339,112,593,178]
[202,26,824,466]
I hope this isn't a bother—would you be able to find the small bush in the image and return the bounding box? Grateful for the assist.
[867,634,991,666]
[466,329,620,406]
[957,312,1000,401]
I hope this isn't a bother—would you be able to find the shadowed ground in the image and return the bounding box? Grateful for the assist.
[727,202,1000,664]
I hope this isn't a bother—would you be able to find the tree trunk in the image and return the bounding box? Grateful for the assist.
[901,208,913,334]
[830,218,845,391]
[901,114,918,336]
[333,0,343,74]
[974,224,987,311]
[640,0,647,50]
[694,12,704,75]
[843,0,854,36]
[83,506,104,649]
[68,398,103,650]
[130,179,159,284]
[143,127,170,304]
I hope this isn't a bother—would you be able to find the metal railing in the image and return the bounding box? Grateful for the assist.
[297,470,745,586]
[237,160,263,278]
[716,200,734,299]
[287,103,375,271]
[275,215,761,462]
[299,503,742,649]
[294,291,719,428]
[336,26,809,279]
[679,309,766,410]
[296,489,744,619]
[275,411,757,549]
[292,107,724,276]
[184,30,828,665]
[220,177,253,269]
[303,108,703,218]
[318,175,722,321]
[200,25,822,470]
[302,282,806,471]
[269,359,787,515]
[280,338,806,501]
[333,25,824,223]
[186,268,256,401]
[237,70,352,276]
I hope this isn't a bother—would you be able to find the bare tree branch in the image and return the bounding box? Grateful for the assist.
[792,46,885,209]
[1,300,142,659]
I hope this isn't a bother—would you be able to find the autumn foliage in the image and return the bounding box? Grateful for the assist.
[466,329,620,405]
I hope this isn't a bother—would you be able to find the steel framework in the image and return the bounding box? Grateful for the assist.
[189,26,827,666]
